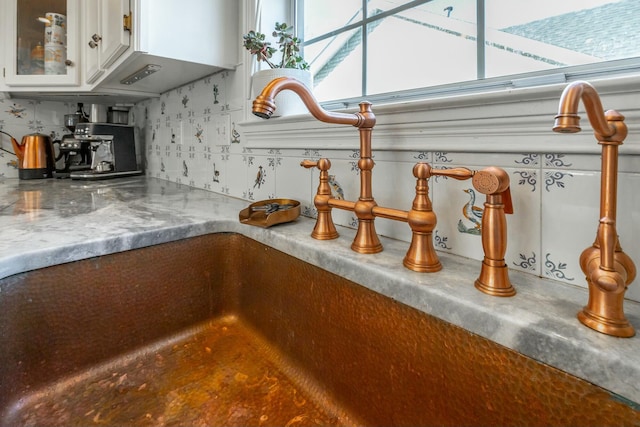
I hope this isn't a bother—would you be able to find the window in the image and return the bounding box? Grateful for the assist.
[297,0,640,105]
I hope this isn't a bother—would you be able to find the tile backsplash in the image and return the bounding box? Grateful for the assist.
[132,69,640,303]
[1,68,638,304]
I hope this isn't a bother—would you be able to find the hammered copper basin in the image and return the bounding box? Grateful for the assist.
[1,234,639,426]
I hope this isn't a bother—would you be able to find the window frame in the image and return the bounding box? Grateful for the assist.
[294,0,640,110]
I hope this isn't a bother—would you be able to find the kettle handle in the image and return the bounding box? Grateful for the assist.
[52,139,64,162]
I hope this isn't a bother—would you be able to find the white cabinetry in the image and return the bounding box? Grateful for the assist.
[84,0,131,84]
[94,0,239,97]
[2,0,238,99]
[2,0,80,87]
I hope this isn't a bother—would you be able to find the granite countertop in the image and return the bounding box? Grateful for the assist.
[1,176,639,405]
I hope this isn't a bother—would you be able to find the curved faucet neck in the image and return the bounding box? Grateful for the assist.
[554,81,619,140]
[252,77,375,129]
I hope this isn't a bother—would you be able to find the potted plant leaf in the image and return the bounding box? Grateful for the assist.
[244,22,312,117]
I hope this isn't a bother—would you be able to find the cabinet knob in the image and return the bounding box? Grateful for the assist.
[64,60,74,67]
[91,34,102,43]
[89,41,98,48]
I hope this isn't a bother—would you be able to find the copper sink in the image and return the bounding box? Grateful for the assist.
[1,233,639,426]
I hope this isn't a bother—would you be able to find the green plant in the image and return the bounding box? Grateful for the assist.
[243,22,309,70]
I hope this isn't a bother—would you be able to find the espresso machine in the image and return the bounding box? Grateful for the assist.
[56,104,92,176]
[69,123,142,180]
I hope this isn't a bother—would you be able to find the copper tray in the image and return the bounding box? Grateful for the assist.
[239,198,300,228]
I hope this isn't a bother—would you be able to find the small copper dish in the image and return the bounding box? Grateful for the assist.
[239,198,301,228]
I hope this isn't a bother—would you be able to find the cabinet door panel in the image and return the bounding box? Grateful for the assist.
[3,0,80,87]
[99,0,130,69]
[84,0,103,84]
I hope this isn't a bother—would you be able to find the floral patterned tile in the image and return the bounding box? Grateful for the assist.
[276,153,313,211]
[504,166,541,278]
[371,157,416,242]
[33,100,66,126]
[542,153,599,171]
[183,76,220,117]
[437,151,533,169]
[369,149,426,163]
[541,170,599,287]
[219,153,243,200]
[431,170,485,262]
[1,100,34,124]
[315,154,360,230]
[244,154,276,201]
[228,111,243,147]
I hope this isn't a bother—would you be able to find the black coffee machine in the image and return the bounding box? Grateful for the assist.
[56,104,92,176]
[69,123,142,180]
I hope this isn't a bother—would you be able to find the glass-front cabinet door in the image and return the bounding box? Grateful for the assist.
[4,0,79,86]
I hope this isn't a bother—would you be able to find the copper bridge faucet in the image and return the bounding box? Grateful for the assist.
[253,77,515,296]
[253,77,381,254]
[553,81,636,338]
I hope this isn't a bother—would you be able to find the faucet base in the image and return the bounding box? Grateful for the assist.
[403,257,442,273]
[578,245,636,337]
[310,210,339,240]
[475,261,516,297]
[351,219,383,254]
[577,273,636,337]
[403,232,442,272]
[311,229,339,240]
[578,307,635,338]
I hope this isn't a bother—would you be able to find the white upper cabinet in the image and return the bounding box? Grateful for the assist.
[1,0,238,99]
[2,0,80,87]
[83,1,102,84]
[94,0,239,97]
[84,0,131,84]
[98,0,131,70]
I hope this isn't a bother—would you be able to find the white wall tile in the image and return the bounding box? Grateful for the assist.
[541,170,598,287]
[507,166,541,277]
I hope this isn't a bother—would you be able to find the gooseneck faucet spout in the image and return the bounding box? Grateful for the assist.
[553,81,616,137]
[553,81,636,337]
[253,77,382,253]
[252,77,373,127]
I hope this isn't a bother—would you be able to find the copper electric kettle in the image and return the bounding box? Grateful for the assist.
[1,130,55,179]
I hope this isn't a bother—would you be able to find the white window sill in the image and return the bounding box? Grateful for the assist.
[241,74,640,155]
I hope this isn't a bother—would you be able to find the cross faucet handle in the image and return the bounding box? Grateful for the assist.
[430,166,474,181]
[300,158,331,171]
[300,159,318,169]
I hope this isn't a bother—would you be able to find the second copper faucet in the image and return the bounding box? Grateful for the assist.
[553,81,636,338]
